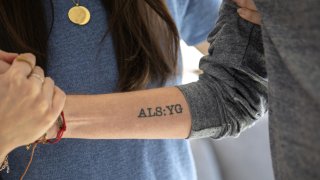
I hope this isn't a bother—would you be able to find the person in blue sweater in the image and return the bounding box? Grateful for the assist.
[0,0,261,179]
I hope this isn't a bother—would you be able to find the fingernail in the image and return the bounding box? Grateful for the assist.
[237,8,247,15]
[9,52,19,56]
[18,53,35,60]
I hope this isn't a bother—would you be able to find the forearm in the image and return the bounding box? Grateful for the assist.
[63,87,192,139]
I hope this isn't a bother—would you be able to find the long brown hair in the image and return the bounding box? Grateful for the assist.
[0,0,179,91]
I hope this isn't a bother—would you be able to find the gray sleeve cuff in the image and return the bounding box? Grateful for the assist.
[177,0,267,139]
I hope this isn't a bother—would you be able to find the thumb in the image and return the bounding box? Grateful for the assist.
[0,50,19,64]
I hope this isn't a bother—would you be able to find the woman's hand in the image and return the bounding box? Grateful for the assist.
[233,0,261,25]
[0,53,66,156]
[0,50,18,74]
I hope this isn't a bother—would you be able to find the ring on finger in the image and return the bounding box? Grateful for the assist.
[29,73,45,83]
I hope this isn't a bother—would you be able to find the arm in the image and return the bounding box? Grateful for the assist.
[61,87,191,139]
[53,0,267,140]
[178,0,267,138]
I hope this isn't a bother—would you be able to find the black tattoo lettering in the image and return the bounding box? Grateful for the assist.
[166,105,175,115]
[155,107,163,116]
[147,108,156,117]
[175,104,183,114]
[138,104,183,118]
[138,108,147,118]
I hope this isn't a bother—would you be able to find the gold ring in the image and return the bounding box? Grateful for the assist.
[15,57,34,70]
[29,73,45,83]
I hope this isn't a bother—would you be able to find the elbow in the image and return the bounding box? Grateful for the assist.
[179,72,268,140]
[215,90,268,139]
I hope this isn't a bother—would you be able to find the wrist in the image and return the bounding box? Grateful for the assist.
[46,111,67,144]
[46,121,60,140]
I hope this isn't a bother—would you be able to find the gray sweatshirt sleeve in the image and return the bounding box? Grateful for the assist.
[177,0,268,139]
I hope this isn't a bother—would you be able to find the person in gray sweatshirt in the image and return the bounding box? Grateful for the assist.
[179,0,320,179]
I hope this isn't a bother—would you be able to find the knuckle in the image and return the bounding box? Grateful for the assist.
[48,77,54,83]
[34,66,44,75]
[25,82,39,95]
[45,77,54,85]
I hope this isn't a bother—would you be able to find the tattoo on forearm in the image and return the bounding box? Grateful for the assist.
[138,104,183,118]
